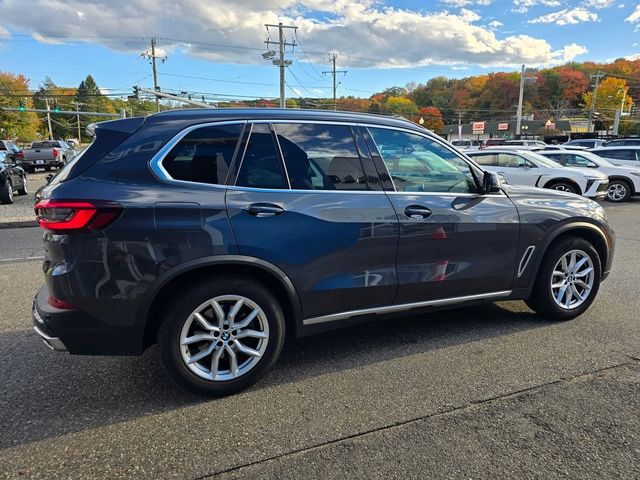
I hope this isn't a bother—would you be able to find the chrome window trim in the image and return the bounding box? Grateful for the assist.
[303,290,513,326]
[148,120,247,188]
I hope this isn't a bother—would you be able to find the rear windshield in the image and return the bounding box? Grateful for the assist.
[31,141,59,149]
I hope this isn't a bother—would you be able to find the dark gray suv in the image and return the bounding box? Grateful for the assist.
[33,109,615,396]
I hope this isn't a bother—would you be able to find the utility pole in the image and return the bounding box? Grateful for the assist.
[587,72,605,134]
[44,97,54,140]
[73,101,82,143]
[515,64,525,138]
[457,111,463,142]
[265,23,297,108]
[322,53,347,111]
[141,37,167,113]
[613,86,629,136]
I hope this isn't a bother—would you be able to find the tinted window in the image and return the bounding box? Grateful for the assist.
[163,124,242,184]
[368,127,476,193]
[274,123,369,191]
[469,153,497,166]
[32,141,59,149]
[498,153,528,168]
[236,124,286,189]
[562,154,597,167]
[596,149,637,161]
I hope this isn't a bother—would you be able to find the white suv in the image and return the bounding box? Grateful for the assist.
[466,149,608,200]
[589,146,640,168]
[541,150,640,203]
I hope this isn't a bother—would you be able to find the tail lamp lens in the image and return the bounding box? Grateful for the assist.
[34,200,122,232]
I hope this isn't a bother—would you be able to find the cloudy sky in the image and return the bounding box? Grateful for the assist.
[1,0,639,100]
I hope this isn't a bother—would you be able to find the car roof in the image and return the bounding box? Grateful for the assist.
[144,107,422,131]
[591,146,640,150]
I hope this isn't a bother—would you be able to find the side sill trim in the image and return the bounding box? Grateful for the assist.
[303,290,512,326]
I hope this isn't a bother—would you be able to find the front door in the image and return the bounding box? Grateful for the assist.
[226,122,398,320]
[363,126,520,304]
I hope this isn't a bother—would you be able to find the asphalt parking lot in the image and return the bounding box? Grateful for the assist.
[0,199,639,479]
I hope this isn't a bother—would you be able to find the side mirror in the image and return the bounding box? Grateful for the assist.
[482,171,502,194]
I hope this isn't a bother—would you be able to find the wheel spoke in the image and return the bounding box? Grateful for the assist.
[564,284,573,306]
[574,279,590,290]
[572,256,588,273]
[556,285,568,304]
[551,280,565,289]
[187,342,216,364]
[194,312,218,332]
[211,300,226,329]
[552,270,565,278]
[227,299,244,327]
[234,340,261,357]
[569,252,577,271]
[209,346,224,380]
[574,267,593,278]
[561,256,569,272]
[233,308,260,329]
[235,329,268,340]
[226,346,238,377]
[570,283,584,301]
[181,332,216,345]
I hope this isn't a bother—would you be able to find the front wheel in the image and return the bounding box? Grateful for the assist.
[16,175,28,195]
[526,236,601,320]
[0,178,13,204]
[606,180,631,202]
[547,182,578,194]
[158,276,285,396]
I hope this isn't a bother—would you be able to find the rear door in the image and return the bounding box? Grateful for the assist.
[363,126,520,304]
[226,122,399,320]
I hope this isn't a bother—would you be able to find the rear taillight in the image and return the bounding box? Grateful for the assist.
[52,148,59,158]
[47,295,75,310]
[17,150,24,160]
[34,200,122,232]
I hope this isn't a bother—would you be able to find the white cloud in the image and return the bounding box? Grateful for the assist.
[0,0,587,68]
[529,7,599,25]
[584,0,614,8]
[440,0,491,6]
[512,0,561,13]
[488,20,503,29]
[626,5,640,22]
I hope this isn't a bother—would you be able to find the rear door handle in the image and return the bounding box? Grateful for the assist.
[404,205,432,220]
[244,203,285,217]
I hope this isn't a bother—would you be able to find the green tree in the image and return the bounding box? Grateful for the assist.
[381,96,418,117]
[0,72,39,141]
[33,77,77,139]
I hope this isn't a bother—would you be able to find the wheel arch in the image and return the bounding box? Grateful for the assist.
[608,176,635,195]
[139,256,303,349]
[528,222,610,289]
[542,177,582,195]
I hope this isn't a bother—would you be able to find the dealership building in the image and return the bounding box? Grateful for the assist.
[442,119,578,142]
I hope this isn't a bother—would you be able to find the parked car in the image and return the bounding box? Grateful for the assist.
[540,150,640,203]
[451,139,474,150]
[505,139,547,148]
[65,138,80,149]
[603,138,640,147]
[544,145,587,151]
[21,140,75,172]
[564,139,606,149]
[33,109,615,396]
[0,140,24,163]
[589,146,640,168]
[482,138,506,148]
[466,148,609,199]
[0,151,28,204]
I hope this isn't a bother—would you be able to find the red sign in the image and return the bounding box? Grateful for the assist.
[498,123,509,131]
[472,121,485,132]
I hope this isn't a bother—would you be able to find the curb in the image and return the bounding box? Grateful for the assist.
[0,220,38,229]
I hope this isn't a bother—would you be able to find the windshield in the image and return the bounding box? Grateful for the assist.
[31,141,59,149]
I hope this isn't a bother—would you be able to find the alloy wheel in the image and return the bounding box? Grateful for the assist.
[607,183,626,202]
[550,249,595,310]
[179,295,269,381]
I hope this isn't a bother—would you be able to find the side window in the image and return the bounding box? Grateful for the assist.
[367,127,477,193]
[470,153,497,166]
[274,123,370,191]
[163,124,242,184]
[498,153,526,168]
[236,124,287,189]
[545,154,564,165]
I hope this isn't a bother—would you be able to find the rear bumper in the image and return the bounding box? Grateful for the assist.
[32,285,144,356]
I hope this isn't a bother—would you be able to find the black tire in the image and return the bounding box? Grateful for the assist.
[25,166,34,174]
[606,179,631,203]
[158,275,286,396]
[16,175,28,195]
[525,236,601,321]
[44,166,52,172]
[547,181,578,194]
[0,178,13,204]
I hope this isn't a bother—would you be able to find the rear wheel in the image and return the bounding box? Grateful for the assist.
[547,181,578,194]
[606,180,631,202]
[158,276,285,396]
[16,175,28,195]
[44,166,51,172]
[0,178,13,204]
[526,236,601,320]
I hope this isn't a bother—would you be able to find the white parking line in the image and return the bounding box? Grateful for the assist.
[0,256,44,263]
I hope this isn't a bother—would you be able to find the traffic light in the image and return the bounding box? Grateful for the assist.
[132,86,140,99]
[53,103,60,113]
[18,99,25,112]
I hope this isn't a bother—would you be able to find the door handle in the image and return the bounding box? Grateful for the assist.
[404,205,432,220]
[244,203,285,217]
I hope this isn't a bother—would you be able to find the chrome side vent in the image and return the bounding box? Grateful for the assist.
[517,246,536,278]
